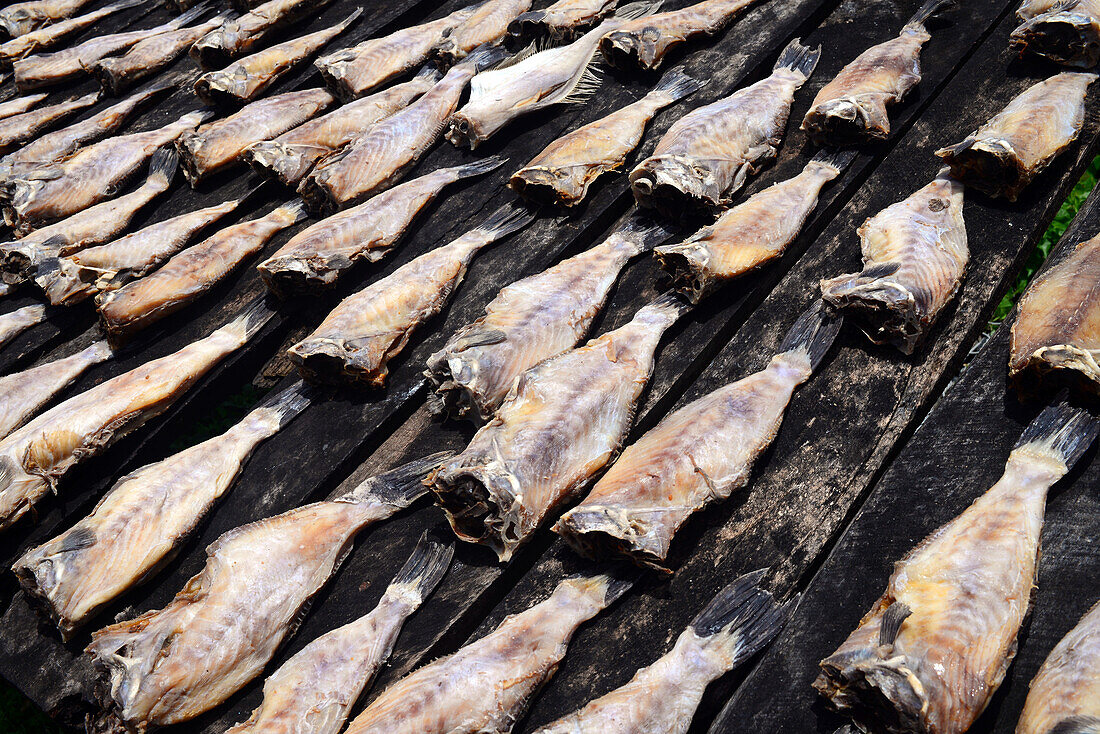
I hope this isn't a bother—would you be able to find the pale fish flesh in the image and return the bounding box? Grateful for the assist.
[0,90,98,156]
[434,0,532,64]
[508,0,619,43]
[0,303,45,349]
[1011,0,1100,68]
[0,0,146,68]
[0,91,48,121]
[1018,0,1064,19]
[191,0,335,70]
[0,339,110,440]
[0,0,97,39]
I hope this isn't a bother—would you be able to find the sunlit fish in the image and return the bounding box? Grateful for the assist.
[815,401,1100,734]
[936,72,1096,200]
[631,39,820,214]
[289,205,535,386]
[0,0,145,68]
[1011,0,1100,67]
[0,91,48,121]
[0,303,45,349]
[600,0,759,70]
[508,0,619,43]
[86,453,450,730]
[14,382,310,638]
[1017,0,1063,18]
[434,0,532,64]
[0,90,98,156]
[0,0,97,39]
[510,68,701,206]
[191,0,334,70]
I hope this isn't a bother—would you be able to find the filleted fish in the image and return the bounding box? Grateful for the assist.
[0,90,98,156]
[191,0,334,69]
[433,0,532,64]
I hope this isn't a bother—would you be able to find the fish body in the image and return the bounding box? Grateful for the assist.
[935,72,1096,201]
[0,0,146,68]
[194,9,360,105]
[508,0,618,43]
[96,200,307,346]
[85,455,447,730]
[511,68,702,206]
[1011,0,1100,67]
[0,90,98,156]
[815,402,1100,734]
[432,294,689,562]
[0,0,96,39]
[0,303,45,349]
[343,573,631,734]
[191,0,334,70]
[820,173,966,354]
[656,150,851,302]
[288,205,534,386]
[434,0,532,64]
[14,383,309,638]
[600,0,758,70]
[630,39,820,214]
[1018,0,1063,19]
[425,215,674,422]
[0,92,48,121]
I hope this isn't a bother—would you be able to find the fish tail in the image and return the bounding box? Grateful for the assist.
[809,149,857,176]
[638,291,693,324]
[565,568,639,606]
[256,380,313,426]
[181,109,216,128]
[773,38,821,80]
[1047,717,1100,734]
[651,68,704,103]
[459,44,510,72]
[130,77,177,103]
[614,0,664,20]
[346,451,456,508]
[221,296,276,343]
[1014,400,1100,469]
[333,7,365,32]
[690,569,795,666]
[777,300,843,371]
[388,530,454,604]
[612,210,678,253]
[170,0,213,27]
[104,0,148,13]
[907,0,953,28]
[508,9,547,39]
[146,147,179,189]
[470,202,537,242]
[232,180,271,209]
[274,198,311,225]
[452,155,508,180]
[413,64,444,83]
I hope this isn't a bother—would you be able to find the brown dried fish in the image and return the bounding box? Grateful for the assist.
[508,0,619,43]
[935,72,1096,200]
[0,0,97,39]
[0,90,98,156]
[0,303,45,349]
[191,0,333,69]
[0,0,145,68]
[1011,0,1100,67]
[0,91,48,121]
[434,0,532,64]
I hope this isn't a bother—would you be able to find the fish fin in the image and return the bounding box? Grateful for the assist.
[690,569,794,666]
[221,296,276,343]
[652,68,704,102]
[58,525,97,554]
[389,530,454,603]
[170,0,213,27]
[414,64,445,83]
[255,380,313,426]
[493,40,547,70]
[809,149,857,175]
[129,77,177,103]
[773,38,821,79]
[37,234,70,257]
[612,210,678,253]
[777,300,843,371]
[146,147,179,189]
[1014,400,1100,469]
[558,61,605,105]
[453,328,507,350]
[333,7,365,33]
[1050,717,1100,734]
[103,0,148,13]
[470,202,537,241]
[640,291,693,321]
[906,0,953,28]
[345,451,456,508]
[877,601,912,646]
[614,0,664,20]
[453,155,508,179]
[567,568,639,606]
[232,180,271,209]
[274,198,310,225]
[459,43,510,72]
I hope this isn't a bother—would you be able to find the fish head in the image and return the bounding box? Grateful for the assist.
[803,97,890,145]
[446,110,493,150]
[509,165,587,205]
[816,647,928,734]
[935,136,1026,200]
[630,154,723,216]
[599,25,663,69]
[1010,10,1100,68]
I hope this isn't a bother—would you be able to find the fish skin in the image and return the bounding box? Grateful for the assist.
[511,68,702,206]
[13,383,308,639]
[0,91,48,121]
[316,5,473,100]
[343,573,626,734]
[508,0,618,43]
[630,39,820,215]
[259,158,504,297]
[0,0,96,39]
[191,0,335,70]
[0,303,45,349]
[1011,0,1100,67]
[85,454,448,730]
[820,173,966,354]
[0,0,147,68]
[431,294,688,562]
[194,8,361,106]
[0,90,98,156]
[936,72,1097,201]
[0,340,110,441]
[97,200,307,346]
[1016,601,1100,734]
[434,0,532,64]
[1018,0,1063,19]
[177,88,334,184]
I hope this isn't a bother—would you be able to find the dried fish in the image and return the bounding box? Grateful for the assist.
[1011,0,1100,67]
[656,150,853,303]
[600,0,760,70]
[343,572,633,734]
[802,0,949,146]
[556,303,840,569]
[14,382,310,638]
[0,301,271,531]
[289,205,535,386]
[260,158,505,297]
[510,68,702,206]
[1016,600,1100,734]
[0,340,110,441]
[191,0,333,70]
[0,0,97,39]
[225,534,453,734]
[0,91,48,121]
[935,72,1096,200]
[0,0,145,68]
[38,196,246,306]
[631,39,820,215]
[820,172,966,354]
[508,0,619,43]
[97,200,307,345]
[0,90,98,156]
[86,453,450,730]
[0,303,45,349]
[194,8,361,106]
[533,571,792,733]
[177,88,334,184]
[425,213,675,422]
[315,5,473,100]
[2,109,209,232]
[434,0,532,64]
[815,401,1100,734]
[1018,0,1063,18]
[247,67,439,188]
[432,293,689,562]
[300,45,504,212]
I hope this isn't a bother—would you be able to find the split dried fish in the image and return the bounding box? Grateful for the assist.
[2,109,209,232]
[1016,600,1100,734]
[316,5,472,99]
[631,39,820,214]
[194,8,361,106]
[508,0,618,43]
[0,90,98,156]
[0,91,48,121]
[38,195,246,306]
[656,150,853,303]
[434,0,532,64]
[1011,0,1100,67]
[432,293,689,562]
[510,68,702,206]
[556,303,840,569]
[86,453,450,730]
[815,401,1100,734]
[343,572,633,734]
[600,0,759,70]
[0,340,110,441]
[248,67,439,188]
[288,205,534,386]
[935,72,1096,201]
[821,172,966,354]
[533,571,792,733]
[178,88,334,184]
[191,0,333,70]
[225,534,453,734]
[0,301,271,531]
[300,45,504,212]
[97,199,307,345]
[260,157,504,296]
[802,0,948,146]
[425,213,675,422]
[0,303,45,349]
[0,0,97,39]
[14,382,310,638]
[0,0,145,68]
